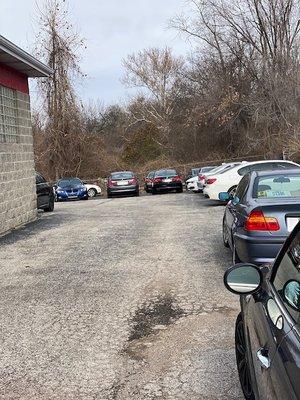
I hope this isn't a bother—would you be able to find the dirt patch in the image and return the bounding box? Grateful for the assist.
[128,294,185,342]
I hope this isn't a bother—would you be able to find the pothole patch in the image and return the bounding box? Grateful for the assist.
[128,294,185,342]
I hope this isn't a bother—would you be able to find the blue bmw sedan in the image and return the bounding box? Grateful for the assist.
[220,169,300,265]
[56,178,88,201]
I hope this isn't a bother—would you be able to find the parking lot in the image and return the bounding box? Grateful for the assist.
[0,192,242,400]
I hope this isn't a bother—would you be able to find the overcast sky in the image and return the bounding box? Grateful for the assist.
[1,0,192,106]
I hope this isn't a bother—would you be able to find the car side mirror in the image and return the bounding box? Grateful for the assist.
[219,192,230,201]
[283,280,300,311]
[224,263,263,295]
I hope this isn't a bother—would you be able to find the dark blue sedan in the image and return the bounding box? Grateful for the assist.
[220,169,300,265]
[56,178,88,201]
[224,222,300,399]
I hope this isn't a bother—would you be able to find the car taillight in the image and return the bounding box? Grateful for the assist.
[198,174,204,180]
[206,178,217,185]
[108,180,117,187]
[172,176,182,182]
[245,210,280,231]
[153,177,162,183]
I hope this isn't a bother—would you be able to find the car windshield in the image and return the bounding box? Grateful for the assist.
[253,174,300,198]
[155,169,177,177]
[58,178,82,188]
[111,172,133,180]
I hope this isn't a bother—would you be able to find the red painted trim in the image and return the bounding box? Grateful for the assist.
[0,62,29,94]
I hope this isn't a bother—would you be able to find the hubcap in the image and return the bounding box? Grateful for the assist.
[88,188,96,197]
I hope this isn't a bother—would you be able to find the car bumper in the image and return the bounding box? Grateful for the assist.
[203,186,221,200]
[57,192,88,199]
[108,185,139,194]
[234,232,286,265]
[153,182,182,191]
[186,182,199,191]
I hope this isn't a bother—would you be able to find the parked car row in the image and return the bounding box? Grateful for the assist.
[35,173,103,212]
[215,162,300,399]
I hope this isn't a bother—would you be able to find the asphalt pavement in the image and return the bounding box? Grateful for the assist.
[0,192,243,400]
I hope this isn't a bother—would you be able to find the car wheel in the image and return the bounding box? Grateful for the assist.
[44,198,54,212]
[87,188,97,198]
[135,191,140,196]
[176,187,183,193]
[152,189,157,195]
[222,217,230,248]
[228,185,237,198]
[235,314,255,400]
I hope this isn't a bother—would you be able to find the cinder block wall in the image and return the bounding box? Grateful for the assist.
[0,88,37,235]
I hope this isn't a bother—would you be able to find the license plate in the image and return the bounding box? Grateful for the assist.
[68,195,77,198]
[163,178,172,183]
[117,180,128,186]
[287,217,300,232]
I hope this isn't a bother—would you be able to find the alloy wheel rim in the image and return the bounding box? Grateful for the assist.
[88,189,96,197]
[236,321,253,398]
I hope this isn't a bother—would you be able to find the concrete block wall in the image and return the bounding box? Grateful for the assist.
[0,87,37,235]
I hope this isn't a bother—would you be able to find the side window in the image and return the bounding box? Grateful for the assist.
[273,232,300,323]
[36,173,45,184]
[272,162,298,170]
[249,162,274,172]
[235,175,249,201]
[238,166,251,176]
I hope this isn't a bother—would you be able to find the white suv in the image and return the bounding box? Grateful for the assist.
[203,160,300,200]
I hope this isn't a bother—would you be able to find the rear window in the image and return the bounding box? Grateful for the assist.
[111,172,134,180]
[201,166,216,173]
[191,168,201,176]
[253,174,300,198]
[155,169,177,177]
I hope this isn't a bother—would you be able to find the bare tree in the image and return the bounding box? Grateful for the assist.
[122,47,184,150]
[35,0,87,179]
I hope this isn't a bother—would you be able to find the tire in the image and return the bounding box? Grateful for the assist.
[87,188,97,198]
[235,314,256,400]
[152,189,157,195]
[176,187,183,193]
[44,197,54,212]
[228,185,237,198]
[222,217,230,248]
[107,193,112,198]
[135,191,140,196]
[83,196,89,200]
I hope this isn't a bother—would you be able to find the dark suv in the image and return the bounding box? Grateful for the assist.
[224,223,300,399]
[36,172,55,212]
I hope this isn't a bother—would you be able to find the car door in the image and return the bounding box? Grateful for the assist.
[225,174,250,249]
[244,228,300,399]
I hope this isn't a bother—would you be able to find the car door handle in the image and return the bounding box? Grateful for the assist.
[257,348,270,369]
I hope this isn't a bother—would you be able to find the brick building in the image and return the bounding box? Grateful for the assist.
[0,35,52,235]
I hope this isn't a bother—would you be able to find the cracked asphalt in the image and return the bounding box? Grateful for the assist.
[0,192,243,399]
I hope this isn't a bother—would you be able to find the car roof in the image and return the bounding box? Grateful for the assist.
[238,159,297,166]
[251,168,300,177]
[58,177,80,180]
[111,171,134,174]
